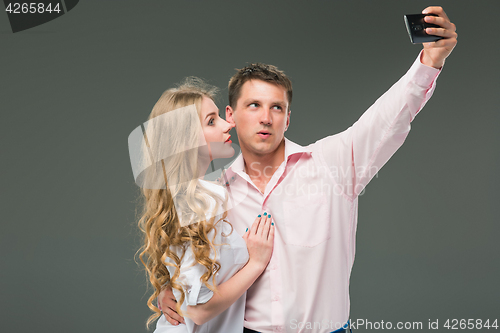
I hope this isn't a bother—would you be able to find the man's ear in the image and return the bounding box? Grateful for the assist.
[285,109,291,131]
[226,105,236,126]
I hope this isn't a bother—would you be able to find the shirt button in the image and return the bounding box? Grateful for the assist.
[272,295,280,302]
[274,326,283,332]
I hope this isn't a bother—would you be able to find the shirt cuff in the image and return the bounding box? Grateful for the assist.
[185,279,214,306]
[196,287,214,305]
[407,50,442,88]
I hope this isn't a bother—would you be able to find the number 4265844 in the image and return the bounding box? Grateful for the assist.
[5,3,62,14]
[444,319,498,330]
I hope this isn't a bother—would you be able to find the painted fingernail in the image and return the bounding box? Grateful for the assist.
[263,212,267,215]
[268,214,271,218]
[246,228,248,232]
[258,214,261,217]
[272,222,274,226]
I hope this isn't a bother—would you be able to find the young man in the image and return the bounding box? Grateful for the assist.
[160,6,457,333]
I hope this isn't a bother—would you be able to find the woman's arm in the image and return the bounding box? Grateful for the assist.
[159,214,274,326]
[187,213,274,325]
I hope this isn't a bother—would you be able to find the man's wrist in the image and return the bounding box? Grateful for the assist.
[420,50,444,69]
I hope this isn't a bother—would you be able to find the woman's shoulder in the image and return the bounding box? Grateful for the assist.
[198,179,227,216]
[198,179,226,196]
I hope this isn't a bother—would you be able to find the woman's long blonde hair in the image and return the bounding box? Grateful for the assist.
[136,77,229,328]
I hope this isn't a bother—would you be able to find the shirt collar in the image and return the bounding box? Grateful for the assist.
[284,137,312,160]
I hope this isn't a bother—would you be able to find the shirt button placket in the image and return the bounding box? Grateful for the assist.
[269,233,284,331]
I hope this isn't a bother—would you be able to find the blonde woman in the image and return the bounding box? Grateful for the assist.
[133,77,274,332]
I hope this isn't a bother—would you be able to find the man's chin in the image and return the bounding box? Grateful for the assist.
[250,144,281,157]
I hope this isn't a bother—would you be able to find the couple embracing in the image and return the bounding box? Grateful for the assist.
[131,7,457,333]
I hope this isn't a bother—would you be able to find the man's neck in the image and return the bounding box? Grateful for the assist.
[242,140,286,193]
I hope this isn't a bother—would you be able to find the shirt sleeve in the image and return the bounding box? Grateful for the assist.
[317,51,441,198]
[165,183,226,306]
[176,253,215,306]
[166,231,217,306]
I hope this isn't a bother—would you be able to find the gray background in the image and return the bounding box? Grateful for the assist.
[1,0,499,332]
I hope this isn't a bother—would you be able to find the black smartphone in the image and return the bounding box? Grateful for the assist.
[404,14,443,44]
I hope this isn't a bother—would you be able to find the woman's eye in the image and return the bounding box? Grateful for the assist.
[208,118,214,125]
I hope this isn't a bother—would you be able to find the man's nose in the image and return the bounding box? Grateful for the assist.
[260,109,272,125]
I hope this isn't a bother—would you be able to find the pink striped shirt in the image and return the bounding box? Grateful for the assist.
[224,52,441,333]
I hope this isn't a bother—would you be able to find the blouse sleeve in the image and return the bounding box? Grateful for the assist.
[176,252,214,306]
[165,182,226,306]
[165,232,216,306]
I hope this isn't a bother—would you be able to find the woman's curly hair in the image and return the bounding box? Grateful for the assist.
[135,77,230,328]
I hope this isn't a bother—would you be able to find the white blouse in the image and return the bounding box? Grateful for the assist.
[154,180,249,333]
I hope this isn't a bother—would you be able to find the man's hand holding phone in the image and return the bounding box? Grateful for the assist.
[417,6,458,69]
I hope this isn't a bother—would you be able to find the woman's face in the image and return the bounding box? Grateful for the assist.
[199,96,235,160]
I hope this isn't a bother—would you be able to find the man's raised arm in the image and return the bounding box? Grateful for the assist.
[317,6,457,198]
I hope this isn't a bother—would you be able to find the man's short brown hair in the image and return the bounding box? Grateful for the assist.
[228,63,293,110]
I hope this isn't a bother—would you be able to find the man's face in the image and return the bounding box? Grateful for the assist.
[226,79,290,158]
